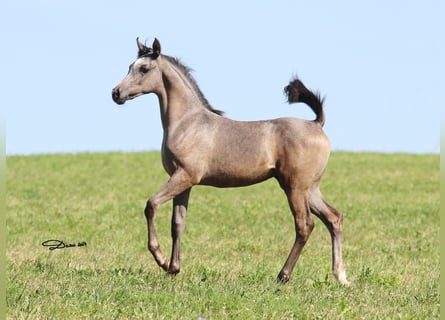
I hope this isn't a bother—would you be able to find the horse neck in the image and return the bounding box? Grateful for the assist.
[156,58,205,130]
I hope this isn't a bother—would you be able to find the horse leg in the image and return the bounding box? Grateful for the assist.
[144,170,193,271]
[309,187,350,286]
[277,188,314,283]
[168,188,191,275]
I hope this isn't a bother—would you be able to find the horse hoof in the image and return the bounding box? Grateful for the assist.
[335,270,351,286]
[277,272,290,284]
[159,260,169,271]
[167,270,179,278]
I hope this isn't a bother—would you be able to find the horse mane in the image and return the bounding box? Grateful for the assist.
[163,55,225,116]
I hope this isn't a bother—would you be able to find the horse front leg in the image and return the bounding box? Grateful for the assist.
[144,170,193,272]
[145,200,169,271]
[168,188,191,275]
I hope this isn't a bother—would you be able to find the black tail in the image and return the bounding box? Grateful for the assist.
[284,77,325,126]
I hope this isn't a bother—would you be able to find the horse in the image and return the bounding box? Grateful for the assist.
[111,38,349,285]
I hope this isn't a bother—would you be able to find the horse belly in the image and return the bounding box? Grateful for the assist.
[200,155,276,188]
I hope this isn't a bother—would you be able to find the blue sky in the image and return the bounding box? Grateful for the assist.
[3,1,442,155]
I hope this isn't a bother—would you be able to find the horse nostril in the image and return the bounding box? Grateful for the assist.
[112,87,120,102]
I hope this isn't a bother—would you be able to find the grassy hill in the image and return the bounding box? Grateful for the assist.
[6,151,439,319]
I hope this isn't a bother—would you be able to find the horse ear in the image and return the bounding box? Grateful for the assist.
[152,38,161,58]
[136,37,151,57]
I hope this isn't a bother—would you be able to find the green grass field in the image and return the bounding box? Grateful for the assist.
[6,152,439,319]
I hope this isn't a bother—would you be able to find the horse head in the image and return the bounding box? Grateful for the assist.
[112,38,162,105]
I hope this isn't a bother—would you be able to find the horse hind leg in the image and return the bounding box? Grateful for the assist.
[309,187,350,286]
[277,188,315,283]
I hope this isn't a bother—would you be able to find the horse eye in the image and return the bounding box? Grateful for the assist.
[139,65,149,74]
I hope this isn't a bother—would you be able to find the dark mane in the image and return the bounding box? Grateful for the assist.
[163,55,224,116]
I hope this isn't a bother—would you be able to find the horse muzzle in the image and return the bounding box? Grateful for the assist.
[111,87,126,105]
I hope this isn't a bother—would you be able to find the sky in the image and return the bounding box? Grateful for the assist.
[3,0,442,155]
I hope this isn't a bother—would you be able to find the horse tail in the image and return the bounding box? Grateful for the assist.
[284,77,325,127]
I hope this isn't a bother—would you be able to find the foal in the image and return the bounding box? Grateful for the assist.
[112,38,349,285]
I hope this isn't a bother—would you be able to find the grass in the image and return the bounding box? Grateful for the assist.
[6,151,439,319]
